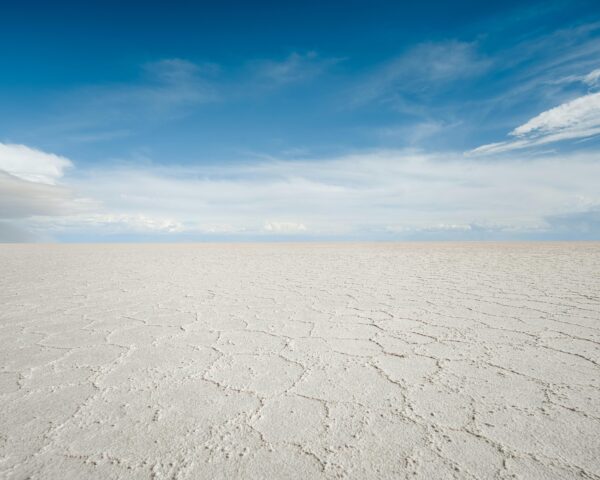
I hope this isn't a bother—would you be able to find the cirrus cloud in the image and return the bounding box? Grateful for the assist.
[471,88,600,155]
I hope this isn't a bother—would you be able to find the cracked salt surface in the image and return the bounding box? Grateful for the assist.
[1,243,599,479]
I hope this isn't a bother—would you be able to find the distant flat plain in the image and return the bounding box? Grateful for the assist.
[1,243,599,479]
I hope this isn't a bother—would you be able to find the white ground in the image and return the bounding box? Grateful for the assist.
[1,243,599,480]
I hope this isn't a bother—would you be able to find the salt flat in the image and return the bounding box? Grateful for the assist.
[1,243,599,479]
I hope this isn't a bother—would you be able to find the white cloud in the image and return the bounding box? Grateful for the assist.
[554,65,600,89]
[583,68,600,86]
[511,91,600,137]
[4,142,600,240]
[263,221,307,233]
[48,149,600,239]
[385,223,473,233]
[0,144,81,228]
[37,213,184,234]
[0,143,72,184]
[472,90,600,154]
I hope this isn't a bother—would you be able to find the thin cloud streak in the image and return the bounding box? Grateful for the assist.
[348,40,491,110]
[248,51,340,87]
[472,90,600,154]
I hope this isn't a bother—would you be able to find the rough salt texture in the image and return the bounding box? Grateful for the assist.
[1,243,599,480]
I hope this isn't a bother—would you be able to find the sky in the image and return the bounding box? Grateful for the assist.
[1,0,600,241]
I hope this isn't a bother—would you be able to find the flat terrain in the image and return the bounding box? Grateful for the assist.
[1,243,599,479]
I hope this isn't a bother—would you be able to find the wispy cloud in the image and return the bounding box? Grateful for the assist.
[350,41,491,110]
[22,53,338,146]
[463,22,600,124]
[472,90,600,154]
[583,68,600,86]
[135,58,219,108]
[249,51,339,87]
[553,67,600,88]
[375,120,462,147]
[27,58,220,144]
[75,58,218,118]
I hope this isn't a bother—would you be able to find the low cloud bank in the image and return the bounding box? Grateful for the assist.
[2,140,599,241]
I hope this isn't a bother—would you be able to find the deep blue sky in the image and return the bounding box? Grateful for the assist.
[1,0,600,241]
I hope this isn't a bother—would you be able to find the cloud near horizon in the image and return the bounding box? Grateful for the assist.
[0,143,83,241]
[0,143,72,184]
[2,142,600,241]
[0,143,82,222]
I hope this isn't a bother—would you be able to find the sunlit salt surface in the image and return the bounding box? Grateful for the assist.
[1,243,599,479]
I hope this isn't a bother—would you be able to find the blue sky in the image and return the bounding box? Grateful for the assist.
[1,0,600,241]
